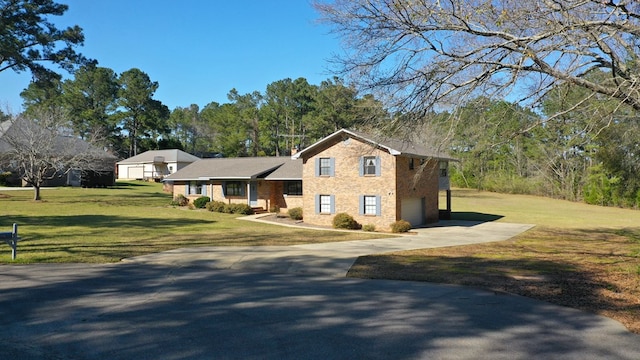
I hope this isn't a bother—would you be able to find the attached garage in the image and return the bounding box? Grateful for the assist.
[401,197,425,226]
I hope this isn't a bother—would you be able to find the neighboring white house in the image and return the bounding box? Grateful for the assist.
[116,149,200,180]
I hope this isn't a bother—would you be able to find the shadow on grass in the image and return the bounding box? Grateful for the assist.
[111,181,154,188]
[450,211,504,222]
[349,254,632,321]
[50,191,172,206]
[0,214,213,230]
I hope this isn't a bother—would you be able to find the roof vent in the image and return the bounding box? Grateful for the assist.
[153,156,165,163]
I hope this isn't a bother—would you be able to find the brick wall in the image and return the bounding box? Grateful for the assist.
[395,157,440,224]
[170,180,298,212]
[268,181,303,213]
[302,136,399,231]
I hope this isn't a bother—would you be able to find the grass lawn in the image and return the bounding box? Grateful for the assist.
[348,188,640,333]
[0,181,383,263]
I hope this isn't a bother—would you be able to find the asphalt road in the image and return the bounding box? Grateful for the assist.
[1,262,639,360]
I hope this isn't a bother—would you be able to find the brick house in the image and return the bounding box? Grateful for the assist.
[164,157,303,213]
[164,129,452,231]
[292,129,453,230]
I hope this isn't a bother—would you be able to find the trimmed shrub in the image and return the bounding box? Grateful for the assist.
[288,207,303,220]
[206,201,226,213]
[227,203,254,215]
[362,224,376,232]
[172,194,189,207]
[204,201,254,215]
[333,213,360,230]
[193,196,211,209]
[390,220,412,233]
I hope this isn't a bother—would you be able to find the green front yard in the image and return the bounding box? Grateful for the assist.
[0,181,382,263]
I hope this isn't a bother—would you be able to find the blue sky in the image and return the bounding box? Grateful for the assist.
[0,0,342,112]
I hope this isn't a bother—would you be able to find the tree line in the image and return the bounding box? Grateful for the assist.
[437,73,640,208]
[17,67,386,159]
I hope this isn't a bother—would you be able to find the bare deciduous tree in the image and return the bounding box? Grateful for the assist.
[315,0,640,117]
[0,111,112,200]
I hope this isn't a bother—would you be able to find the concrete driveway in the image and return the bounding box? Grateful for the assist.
[1,220,639,359]
[122,219,535,276]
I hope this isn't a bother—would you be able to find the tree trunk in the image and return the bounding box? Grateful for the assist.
[33,185,41,201]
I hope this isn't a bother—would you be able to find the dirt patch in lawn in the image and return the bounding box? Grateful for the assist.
[348,226,640,333]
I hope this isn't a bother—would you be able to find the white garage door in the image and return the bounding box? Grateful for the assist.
[127,166,144,179]
[401,197,424,226]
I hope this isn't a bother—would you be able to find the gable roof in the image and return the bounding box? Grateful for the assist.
[163,157,301,181]
[292,128,455,161]
[263,158,303,180]
[117,149,200,164]
[0,120,14,153]
[0,119,117,164]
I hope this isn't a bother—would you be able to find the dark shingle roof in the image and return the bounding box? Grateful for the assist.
[293,128,455,161]
[117,149,200,164]
[264,159,303,180]
[0,119,117,166]
[164,157,301,181]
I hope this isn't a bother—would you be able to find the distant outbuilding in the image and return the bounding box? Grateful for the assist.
[116,149,200,181]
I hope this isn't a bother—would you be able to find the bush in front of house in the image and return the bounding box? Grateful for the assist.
[226,203,254,215]
[288,207,303,220]
[390,220,412,233]
[172,194,189,207]
[333,213,361,230]
[206,201,226,213]
[205,201,254,215]
[193,196,210,209]
[362,224,376,232]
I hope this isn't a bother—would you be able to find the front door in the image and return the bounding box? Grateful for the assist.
[249,182,258,207]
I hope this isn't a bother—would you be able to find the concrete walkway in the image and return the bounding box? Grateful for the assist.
[124,218,535,276]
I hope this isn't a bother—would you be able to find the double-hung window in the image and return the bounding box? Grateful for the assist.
[359,195,381,216]
[360,156,381,176]
[315,194,335,214]
[316,157,335,177]
[363,156,376,175]
[320,195,331,213]
[363,196,377,215]
[319,158,331,176]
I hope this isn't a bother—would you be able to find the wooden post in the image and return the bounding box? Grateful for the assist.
[11,223,17,260]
